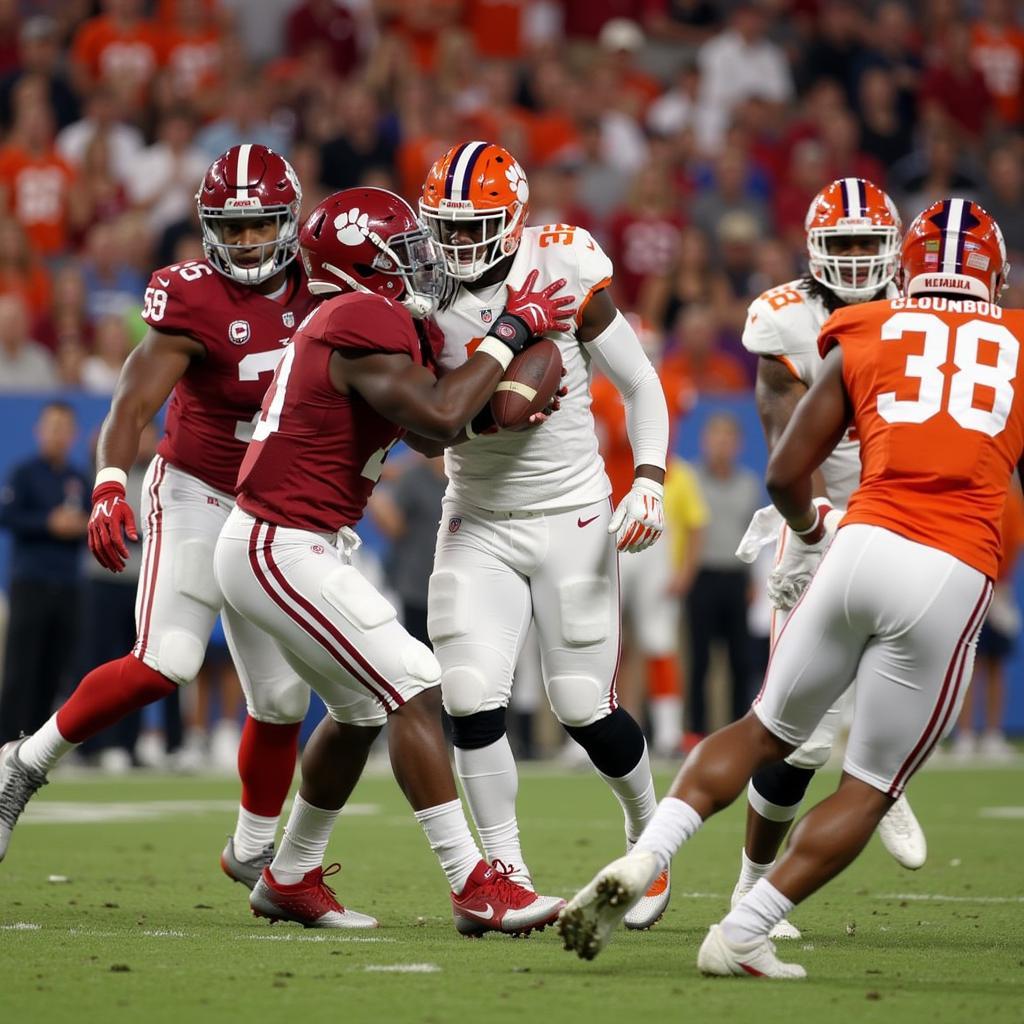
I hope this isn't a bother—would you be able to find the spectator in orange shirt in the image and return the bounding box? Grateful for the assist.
[597,18,664,117]
[0,89,78,259]
[464,0,527,60]
[158,0,225,106]
[970,0,1024,127]
[71,0,161,110]
[664,304,749,395]
[0,219,52,327]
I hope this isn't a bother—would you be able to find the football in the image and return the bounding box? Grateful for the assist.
[490,339,564,431]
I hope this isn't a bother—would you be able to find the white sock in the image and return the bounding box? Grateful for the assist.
[720,878,795,946]
[453,736,529,879]
[233,806,280,861]
[650,697,683,753]
[747,778,802,823]
[598,742,658,843]
[632,796,703,871]
[19,714,75,773]
[735,848,774,895]
[413,798,482,894]
[269,795,339,884]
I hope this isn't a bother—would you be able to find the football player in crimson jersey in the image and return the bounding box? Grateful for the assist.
[560,200,1020,979]
[214,186,573,933]
[731,179,926,941]
[417,142,672,931]
[0,145,324,890]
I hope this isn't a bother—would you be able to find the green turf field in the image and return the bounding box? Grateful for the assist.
[1,762,1022,1023]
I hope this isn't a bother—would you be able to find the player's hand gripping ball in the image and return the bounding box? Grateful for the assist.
[491,339,564,430]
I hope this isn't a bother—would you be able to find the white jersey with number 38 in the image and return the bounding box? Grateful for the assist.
[741,278,896,506]
[434,225,614,512]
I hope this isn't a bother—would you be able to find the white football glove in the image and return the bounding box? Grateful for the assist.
[608,478,664,554]
[765,500,845,611]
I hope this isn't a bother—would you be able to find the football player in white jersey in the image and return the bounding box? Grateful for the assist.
[731,178,927,938]
[417,141,672,929]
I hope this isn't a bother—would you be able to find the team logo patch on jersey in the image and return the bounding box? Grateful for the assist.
[311,543,325,555]
[228,320,251,345]
[448,517,462,534]
[282,311,295,328]
[480,309,493,324]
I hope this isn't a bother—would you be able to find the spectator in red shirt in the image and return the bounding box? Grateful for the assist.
[969,0,1024,127]
[608,163,685,310]
[665,303,749,396]
[286,0,360,79]
[920,22,994,140]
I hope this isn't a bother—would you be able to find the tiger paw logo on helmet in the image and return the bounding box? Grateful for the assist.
[505,162,529,204]
[334,209,372,246]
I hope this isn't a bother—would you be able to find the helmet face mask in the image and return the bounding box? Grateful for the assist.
[805,178,902,304]
[420,141,529,283]
[300,188,447,318]
[196,144,302,286]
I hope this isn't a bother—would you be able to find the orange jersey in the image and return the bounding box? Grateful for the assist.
[0,146,77,255]
[820,296,1024,578]
[591,360,692,503]
[71,15,161,92]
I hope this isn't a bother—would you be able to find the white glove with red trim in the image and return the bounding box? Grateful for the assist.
[766,499,844,610]
[608,478,664,554]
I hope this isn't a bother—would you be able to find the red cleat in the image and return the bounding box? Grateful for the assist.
[451,859,565,937]
[250,863,379,928]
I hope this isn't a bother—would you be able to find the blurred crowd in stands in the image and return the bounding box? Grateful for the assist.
[0,0,1022,395]
[1,0,1023,766]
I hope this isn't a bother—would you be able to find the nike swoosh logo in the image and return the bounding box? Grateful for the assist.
[460,903,494,920]
[577,515,599,528]
[157,276,170,286]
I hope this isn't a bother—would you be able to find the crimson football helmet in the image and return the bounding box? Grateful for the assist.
[420,141,529,282]
[805,178,902,303]
[901,197,1008,302]
[299,187,446,318]
[196,143,302,285]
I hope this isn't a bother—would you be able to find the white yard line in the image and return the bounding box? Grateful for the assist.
[364,963,441,973]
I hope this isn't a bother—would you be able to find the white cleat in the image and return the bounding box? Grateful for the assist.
[558,850,660,960]
[730,881,801,940]
[877,793,927,870]
[697,924,807,979]
[0,739,48,863]
[623,840,670,929]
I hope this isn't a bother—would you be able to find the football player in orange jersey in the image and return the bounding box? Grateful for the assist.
[560,199,1020,978]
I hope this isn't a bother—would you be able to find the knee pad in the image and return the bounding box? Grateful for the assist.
[247,676,311,724]
[403,640,442,688]
[558,578,611,646]
[441,664,490,717]
[155,630,207,685]
[427,570,469,644]
[749,760,816,821]
[174,539,221,610]
[563,706,646,778]
[547,674,607,728]
[449,707,507,750]
[321,565,396,631]
[786,737,833,770]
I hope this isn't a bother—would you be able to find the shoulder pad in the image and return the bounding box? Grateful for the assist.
[323,293,417,356]
[527,224,613,295]
[141,261,221,333]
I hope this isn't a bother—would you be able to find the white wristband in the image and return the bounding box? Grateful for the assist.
[94,467,128,489]
[464,419,478,440]
[476,337,515,371]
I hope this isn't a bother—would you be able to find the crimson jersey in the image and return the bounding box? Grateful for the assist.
[141,259,319,494]
[236,292,435,532]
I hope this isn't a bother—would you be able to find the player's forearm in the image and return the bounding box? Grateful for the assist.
[411,355,503,441]
[95,394,154,473]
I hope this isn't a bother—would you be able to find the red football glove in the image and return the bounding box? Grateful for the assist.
[504,269,577,336]
[88,481,138,573]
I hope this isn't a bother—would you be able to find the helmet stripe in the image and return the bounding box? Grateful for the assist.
[443,142,471,200]
[236,143,252,199]
[941,198,965,273]
[842,177,859,217]
[857,179,867,217]
[449,141,487,202]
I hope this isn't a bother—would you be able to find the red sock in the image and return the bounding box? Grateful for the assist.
[647,655,681,699]
[56,654,177,744]
[238,716,301,816]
